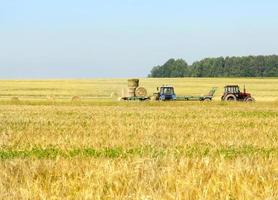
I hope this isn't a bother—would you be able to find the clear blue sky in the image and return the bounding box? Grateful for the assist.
[1,0,278,78]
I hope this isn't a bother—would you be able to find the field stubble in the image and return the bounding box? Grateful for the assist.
[0,78,278,199]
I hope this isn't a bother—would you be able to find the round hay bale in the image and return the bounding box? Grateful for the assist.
[72,96,81,101]
[135,87,147,97]
[11,97,20,102]
[47,95,56,101]
[110,92,119,98]
[128,87,136,97]
[121,88,127,98]
[128,79,139,88]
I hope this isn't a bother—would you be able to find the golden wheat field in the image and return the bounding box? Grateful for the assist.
[0,78,278,199]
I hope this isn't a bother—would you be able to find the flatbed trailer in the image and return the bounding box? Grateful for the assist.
[176,95,211,101]
[121,96,150,101]
[176,87,217,101]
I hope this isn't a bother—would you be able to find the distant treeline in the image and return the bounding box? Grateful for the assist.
[148,55,278,77]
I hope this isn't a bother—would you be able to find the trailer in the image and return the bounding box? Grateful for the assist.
[120,96,150,101]
[176,87,217,101]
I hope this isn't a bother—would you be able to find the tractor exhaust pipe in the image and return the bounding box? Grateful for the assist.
[244,84,246,93]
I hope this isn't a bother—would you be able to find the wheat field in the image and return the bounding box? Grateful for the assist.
[0,78,278,199]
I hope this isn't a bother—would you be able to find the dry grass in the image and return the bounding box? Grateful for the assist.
[46,95,56,102]
[10,97,20,102]
[0,78,278,199]
[1,158,277,200]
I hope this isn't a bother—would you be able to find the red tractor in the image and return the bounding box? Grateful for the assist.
[221,85,255,102]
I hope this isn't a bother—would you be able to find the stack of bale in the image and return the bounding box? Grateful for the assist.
[127,79,139,97]
[127,79,147,97]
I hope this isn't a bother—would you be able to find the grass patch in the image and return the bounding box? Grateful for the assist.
[226,110,278,118]
[0,145,277,160]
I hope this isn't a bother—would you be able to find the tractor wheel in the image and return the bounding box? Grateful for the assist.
[203,98,212,102]
[224,94,237,101]
[244,97,255,102]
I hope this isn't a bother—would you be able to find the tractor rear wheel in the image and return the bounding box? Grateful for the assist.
[224,94,237,101]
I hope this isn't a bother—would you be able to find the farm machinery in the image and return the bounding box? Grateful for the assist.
[151,86,176,101]
[221,85,255,102]
[151,85,217,101]
[120,79,217,102]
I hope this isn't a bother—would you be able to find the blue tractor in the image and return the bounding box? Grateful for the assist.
[153,86,176,101]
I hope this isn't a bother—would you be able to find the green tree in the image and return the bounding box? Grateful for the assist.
[148,59,190,77]
[148,55,278,78]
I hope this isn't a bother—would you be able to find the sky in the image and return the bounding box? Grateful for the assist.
[1,0,278,78]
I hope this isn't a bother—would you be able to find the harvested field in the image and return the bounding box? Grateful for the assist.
[0,78,277,199]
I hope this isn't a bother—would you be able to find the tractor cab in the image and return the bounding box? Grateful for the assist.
[157,86,176,101]
[224,85,240,94]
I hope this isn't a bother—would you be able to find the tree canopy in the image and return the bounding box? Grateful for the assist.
[148,55,278,77]
[149,59,190,78]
